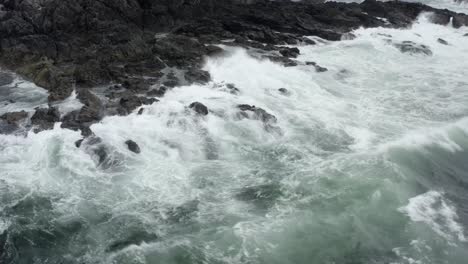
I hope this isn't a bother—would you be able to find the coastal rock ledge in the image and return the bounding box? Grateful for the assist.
[0,0,467,136]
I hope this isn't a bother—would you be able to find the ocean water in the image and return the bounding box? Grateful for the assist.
[1,8,468,264]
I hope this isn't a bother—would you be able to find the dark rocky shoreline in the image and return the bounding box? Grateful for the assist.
[1,0,467,140]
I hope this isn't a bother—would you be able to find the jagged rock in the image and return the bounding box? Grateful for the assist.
[189,102,209,116]
[184,68,211,84]
[162,72,181,88]
[138,108,144,115]
[394,41,433,56]
[0,111,28,124]
[279,47,300,58]
[61,107,101,136]
[17,60,74,102]
[453,14,468,28]
[0,0,465,138]
[118,95,158,115]
[263,55,298,67]
[122,78,152,92]
[0,110,28,134]
[437,38,448,45]
[61,89,104,136]
[31,107,60,133]
[125,140,141,154]
[237,104,277,124]
[147,86,167,97]
[152,34,209,68]
[75,139,84,148]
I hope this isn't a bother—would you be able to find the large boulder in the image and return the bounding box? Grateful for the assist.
[31,107,60,132]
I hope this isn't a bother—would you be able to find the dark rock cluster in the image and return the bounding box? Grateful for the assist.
[0,0,467,141]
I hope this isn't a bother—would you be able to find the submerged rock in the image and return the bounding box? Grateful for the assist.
[226,83,240,94]
[306,61,328,72]
[394,41,433,56]
[125,140,141,154]
[437,38,449,45]
[189,102,209,116]
[237,104,277,124]
[0,111,28,124]
[263,55,298,67]
[278,88,290,95]
[106,231,158,252]
[168,200,200,223]
[235,184,283,209]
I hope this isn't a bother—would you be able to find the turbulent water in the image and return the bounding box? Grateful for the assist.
[1,7,468,264]
[330,0,468,14]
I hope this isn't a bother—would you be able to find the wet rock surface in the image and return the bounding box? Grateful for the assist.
[125,140,141,154]
[0,0,466,136]
[0,110,28,134]
[237,104,277,124]
[189,102,209,116]
[394,41,433,56]
[278,88,290,96]
[306,61,329,72]
[279,47,300,58]
[31,107,60,133]
[437,38,449,45]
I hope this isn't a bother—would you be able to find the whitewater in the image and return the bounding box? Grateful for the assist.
[1,4,468,264]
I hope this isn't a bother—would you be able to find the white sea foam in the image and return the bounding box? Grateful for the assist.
[399,191,467,242]
[328,0,468,15]
[0,12,468,264]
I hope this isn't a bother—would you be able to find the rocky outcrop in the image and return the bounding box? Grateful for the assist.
[30,107,60,133]
[189,102,209,116]
[0,110,28,134]
[1,0,467,137]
